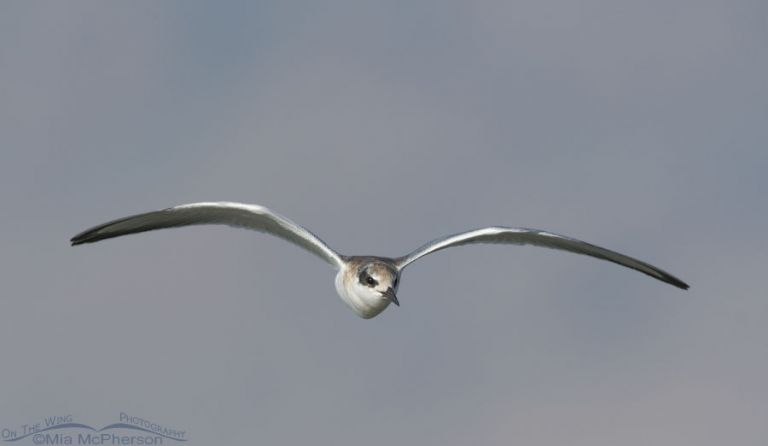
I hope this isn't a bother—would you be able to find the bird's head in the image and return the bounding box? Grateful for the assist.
[334,257,402,318]
[355,262,400,307]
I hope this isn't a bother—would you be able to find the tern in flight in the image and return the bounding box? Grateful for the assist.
[71,202,688,318]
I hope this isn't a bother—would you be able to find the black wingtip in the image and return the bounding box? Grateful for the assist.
[668,277,690,290]
[70,231,97,246]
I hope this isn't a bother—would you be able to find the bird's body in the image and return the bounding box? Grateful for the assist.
[335,257,400,318]
[71,202,688,318]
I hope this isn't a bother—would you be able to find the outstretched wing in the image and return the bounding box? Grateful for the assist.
[395,227,688,289]
[71,202,345,269]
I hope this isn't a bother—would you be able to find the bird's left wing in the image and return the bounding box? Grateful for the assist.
[394,227,688,289]
[71,202,345,269]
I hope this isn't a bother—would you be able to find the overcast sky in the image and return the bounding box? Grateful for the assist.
[1,1,767,445]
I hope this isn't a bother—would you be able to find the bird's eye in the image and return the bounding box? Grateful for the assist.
[359,269,379,287]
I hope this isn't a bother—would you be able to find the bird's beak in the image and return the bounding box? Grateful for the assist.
[382,287,399,306]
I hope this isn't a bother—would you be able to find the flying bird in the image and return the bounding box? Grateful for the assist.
[71,202,689,318]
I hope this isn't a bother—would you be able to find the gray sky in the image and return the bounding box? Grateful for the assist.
[1,1,767,445]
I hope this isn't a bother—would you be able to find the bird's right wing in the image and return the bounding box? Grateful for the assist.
[394,227,688,289]
[71,202,345,269]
